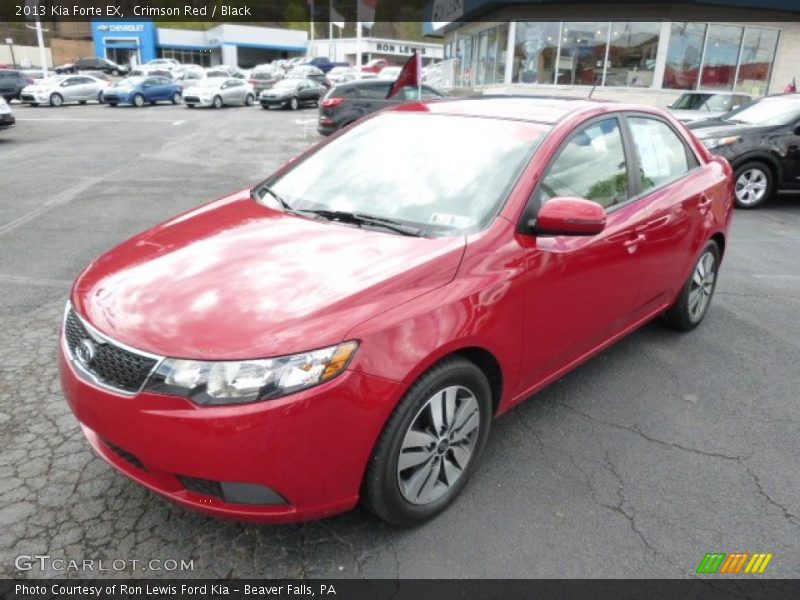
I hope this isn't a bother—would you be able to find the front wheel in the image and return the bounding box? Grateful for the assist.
[662,240,720,331]
[212,95,223,109]
[734,162,773,209]
[132,93,144,108]
[171,92,182,105]
[363,357,492,526]
[50,93,63,107]
[288,96,299,110]
[245,94,254,106]
[79,100,87,105]
[111,69,119,77]
[108,102,118,107]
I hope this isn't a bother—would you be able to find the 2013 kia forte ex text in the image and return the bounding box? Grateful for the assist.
[60,98,733,526]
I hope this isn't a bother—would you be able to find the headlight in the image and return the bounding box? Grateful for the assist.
[701,136,739,149]
[145,341,358,406]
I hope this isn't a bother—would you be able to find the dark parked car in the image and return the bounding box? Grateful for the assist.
[56,57,129,76]
[286,65,329,88]
[689,94,800,208]
[318,80,446,136]
[299,56,350,74]
[0,69,35,101]
[260,78,325,110]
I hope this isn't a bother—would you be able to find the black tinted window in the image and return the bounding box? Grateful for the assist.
[539,118,629,209]
[359,83,392,99]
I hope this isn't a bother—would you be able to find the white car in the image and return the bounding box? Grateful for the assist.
[183,77,255,108]
[144,58,180,71]
[20,75,110,106]
[377,66,402,80]
[0,96,15,132]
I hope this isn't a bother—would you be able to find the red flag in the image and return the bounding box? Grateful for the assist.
[387,51,422,99]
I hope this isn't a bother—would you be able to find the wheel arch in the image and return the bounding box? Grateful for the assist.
[710,231,726,261]
[731,152,781,184]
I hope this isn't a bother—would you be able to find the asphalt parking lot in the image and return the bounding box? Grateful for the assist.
[0,100,798,579]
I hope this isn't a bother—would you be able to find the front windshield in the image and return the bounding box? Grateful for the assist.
[723,97,800,126]
[673,93,733,112]
[195,79,224,88]
[118,77,143,87]
[259,113,549,234]
[272,80,299,90]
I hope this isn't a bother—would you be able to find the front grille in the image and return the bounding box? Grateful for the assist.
[104,440,147,471]
[64,308,158,393]
[21,94,35,101]
[179,476,223,499]
[184,96,200,103]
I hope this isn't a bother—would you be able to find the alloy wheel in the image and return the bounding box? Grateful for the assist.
[735,168,768,206]
[397,385,480,505]
[689,251,716,322]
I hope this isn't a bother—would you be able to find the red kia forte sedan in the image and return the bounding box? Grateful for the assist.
[60,98,733,526]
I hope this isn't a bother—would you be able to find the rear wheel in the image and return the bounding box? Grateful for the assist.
[734,162,773,209]
[245,94,254,106]
[363,357,492,526]
[132,94,145,108]
[50,93,63,107]
[662,240,720,331]
[213,95,223,109]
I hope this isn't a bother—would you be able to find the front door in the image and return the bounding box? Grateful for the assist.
[517,117,645,391]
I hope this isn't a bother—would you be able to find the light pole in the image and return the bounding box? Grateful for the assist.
[25,20,49,76]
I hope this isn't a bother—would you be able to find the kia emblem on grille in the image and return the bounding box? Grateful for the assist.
[75,339,96,366]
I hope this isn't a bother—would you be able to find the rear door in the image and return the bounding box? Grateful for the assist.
[348,81,393,116]
[621,114,707,314]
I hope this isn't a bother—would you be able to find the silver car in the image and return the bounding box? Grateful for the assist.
[20,75,109,106]
[183,77,255,108]
[668,91,753,122]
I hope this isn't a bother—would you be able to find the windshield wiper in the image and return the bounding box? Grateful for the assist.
[298,209,424,237]
[253,185,295,212]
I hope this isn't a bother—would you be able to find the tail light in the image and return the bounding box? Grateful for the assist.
[321,97,344,108]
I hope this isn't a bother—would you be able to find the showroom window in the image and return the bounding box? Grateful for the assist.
[558,22,610,86]
[160,48,213,67]
[604,22,660,87]
[664,22,779,93]
[700,24,744,90]
[514,22,561,84]
[455,23,509,87]
[736,28,780,95]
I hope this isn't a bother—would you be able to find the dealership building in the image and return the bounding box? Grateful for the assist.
[427,0,800,104]
[90,21,307,68]
[307,36,444,67]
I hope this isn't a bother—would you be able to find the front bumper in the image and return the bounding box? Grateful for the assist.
[59,336,405,523]
[20,92,52,104]
[183,95,214,107]
[103,92,133,104]
[260,96,289,107]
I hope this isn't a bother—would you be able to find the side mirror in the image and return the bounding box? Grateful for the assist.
[528,197,606,236]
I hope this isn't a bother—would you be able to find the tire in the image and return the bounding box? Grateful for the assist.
[79,100,87,105]
[111,69,119,77]
[363,357,492,527]
[97,92,104,104]
[662,240,721,331]
[186,104,195,109]
[30,102,39,107]
[133,94,144,108]
[108,102,117,107]
[245,94,254,106]
[262,105,270,110]
[288,96,299,110]
[733,161,773,209]
[212,95,223,109]
[171,92,182,105]
[50,93,63,107]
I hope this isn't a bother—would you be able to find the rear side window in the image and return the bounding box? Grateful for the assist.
[628,117,691,192]
[538,118,629,209]
[359,83,392,99]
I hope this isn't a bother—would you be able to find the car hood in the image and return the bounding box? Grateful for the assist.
[669,109,726,122]
[686,118,768,138]
[72,190,466,360]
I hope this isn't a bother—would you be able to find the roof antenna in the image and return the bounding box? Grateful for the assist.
[588,83,597,99]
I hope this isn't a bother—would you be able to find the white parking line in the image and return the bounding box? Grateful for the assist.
[0,176,104,237]
[16,118,185,124]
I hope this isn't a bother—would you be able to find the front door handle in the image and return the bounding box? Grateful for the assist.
[623,234,646,254]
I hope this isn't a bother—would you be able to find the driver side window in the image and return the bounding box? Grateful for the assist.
[538,118,629,209]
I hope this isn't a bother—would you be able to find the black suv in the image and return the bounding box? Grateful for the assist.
[57,57,129,76]
[318,80,446,136]
[689,94,800,209]
[0,69,34,101]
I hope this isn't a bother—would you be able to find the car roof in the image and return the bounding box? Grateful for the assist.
[389,96,609,124]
